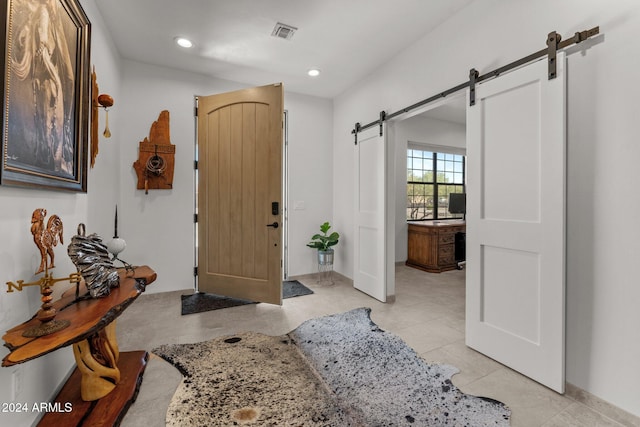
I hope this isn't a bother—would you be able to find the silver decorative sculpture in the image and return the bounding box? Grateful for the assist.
[67,224,120,298]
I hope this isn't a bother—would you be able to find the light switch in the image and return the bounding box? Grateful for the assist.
[294,201,305,210]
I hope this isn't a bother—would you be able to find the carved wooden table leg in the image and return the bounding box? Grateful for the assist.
[72,321,120,401]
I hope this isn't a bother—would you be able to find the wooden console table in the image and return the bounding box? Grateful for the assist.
[2,266,156,427]
[406,221,465,273]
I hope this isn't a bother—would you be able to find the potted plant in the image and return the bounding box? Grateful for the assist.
[307,221,340,266]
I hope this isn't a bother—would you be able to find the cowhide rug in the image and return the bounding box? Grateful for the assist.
[153,308,511,426]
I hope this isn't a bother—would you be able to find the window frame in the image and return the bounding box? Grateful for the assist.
[407,147,465,221]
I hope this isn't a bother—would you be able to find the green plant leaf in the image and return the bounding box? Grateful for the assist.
[308,221,339,251]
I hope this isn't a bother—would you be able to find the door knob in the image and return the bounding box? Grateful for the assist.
[266,222,279,229]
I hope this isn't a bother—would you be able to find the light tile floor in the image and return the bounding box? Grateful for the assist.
[117,265,636,427]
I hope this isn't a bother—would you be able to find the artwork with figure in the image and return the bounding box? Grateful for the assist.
[2,0,90,191]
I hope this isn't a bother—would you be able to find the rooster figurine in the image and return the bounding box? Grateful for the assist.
[31,208,64,274]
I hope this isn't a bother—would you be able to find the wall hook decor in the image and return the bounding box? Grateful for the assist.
[132,110,176,194]
[98,93,114,138]
[90,67,115,168]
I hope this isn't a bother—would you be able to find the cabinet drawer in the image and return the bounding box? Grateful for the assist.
[439,233,455,245]
[439,244,455,264]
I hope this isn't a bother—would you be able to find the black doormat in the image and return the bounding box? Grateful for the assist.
[181,293,256,315]
[283,280,314,299]
[181,280,313,315]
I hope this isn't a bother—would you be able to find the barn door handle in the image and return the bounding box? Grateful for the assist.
[266,222,279,229]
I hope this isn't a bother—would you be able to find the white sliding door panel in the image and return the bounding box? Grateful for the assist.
[354,125,389,302]
[466,53,566,393]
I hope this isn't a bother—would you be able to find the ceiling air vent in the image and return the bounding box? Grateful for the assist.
[271,22,297,40]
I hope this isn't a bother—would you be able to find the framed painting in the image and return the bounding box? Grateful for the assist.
[1,0,91,192]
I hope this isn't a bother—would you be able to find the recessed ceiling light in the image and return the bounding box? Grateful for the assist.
[308,69,320,77]
[175,37,193,48]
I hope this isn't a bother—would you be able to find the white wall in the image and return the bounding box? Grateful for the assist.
[285,93,334,277]
[0,1,121,425]
[393,115,466,262]
[333,0,640,417]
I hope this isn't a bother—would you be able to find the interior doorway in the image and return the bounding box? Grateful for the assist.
[194,84,284,305]
[391,94,467,268]
[388,55,567,393]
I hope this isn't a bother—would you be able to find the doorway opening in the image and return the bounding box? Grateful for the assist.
[391,93,467,272]
[192,84,287,305]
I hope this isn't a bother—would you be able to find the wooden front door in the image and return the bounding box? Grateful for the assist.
[197,84,283,305]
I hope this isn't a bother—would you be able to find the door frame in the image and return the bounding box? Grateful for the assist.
[390,91,467,268]
[192,89,288,294]
[282,110,289,280]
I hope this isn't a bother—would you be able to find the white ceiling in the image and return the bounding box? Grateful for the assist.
[94,0,475,99]
[421,96,467,124]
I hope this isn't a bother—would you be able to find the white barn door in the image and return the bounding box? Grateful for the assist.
[354,125,392,302]
[466,53,567,392]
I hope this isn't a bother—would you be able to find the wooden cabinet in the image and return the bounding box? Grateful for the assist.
[406,221,465,273]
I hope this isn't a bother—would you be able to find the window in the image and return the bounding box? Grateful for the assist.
[407,148,465,220]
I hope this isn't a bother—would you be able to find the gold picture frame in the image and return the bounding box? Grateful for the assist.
[1,0,91,192]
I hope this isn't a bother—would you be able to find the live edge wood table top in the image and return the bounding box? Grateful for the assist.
[2,265,156,367]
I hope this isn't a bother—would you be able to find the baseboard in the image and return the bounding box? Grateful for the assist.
[566,383,640,426]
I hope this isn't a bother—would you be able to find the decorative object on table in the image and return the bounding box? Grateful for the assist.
[1,0,90,192]
[105,205,134,271]
[67,224,120,298]
[31,208,64,275]
[5,209,81,337]
[132,110,176,194]
[154,308,510,426]
[306,221,339,284]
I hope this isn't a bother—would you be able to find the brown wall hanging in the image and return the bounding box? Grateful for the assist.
[91,67,99,167]
[133,110,176,194]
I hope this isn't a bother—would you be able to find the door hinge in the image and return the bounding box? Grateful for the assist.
[194,213,198,223]
[194,106,198,117]
[194,160,198,170]
[193,266,198,276]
